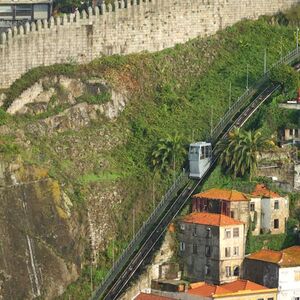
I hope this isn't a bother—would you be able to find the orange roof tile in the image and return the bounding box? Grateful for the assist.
[246,246,300,267]
[181,212,244,227]
[193,188,249,202]
[251,184,281,198]
[221,279,267,292]
[188,283,230,297]
[188,280,268,297]
[134,293,175,300]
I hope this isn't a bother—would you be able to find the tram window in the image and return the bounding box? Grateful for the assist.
[190,147,199,155]
[200,147,205,159]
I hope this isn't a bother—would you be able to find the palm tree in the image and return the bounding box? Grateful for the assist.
[151,133,185,176]
[216,128,274,180]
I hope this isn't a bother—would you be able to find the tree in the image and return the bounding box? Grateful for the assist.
[216,128,274,180]
[53,0,91,13]
[151,133,185,175]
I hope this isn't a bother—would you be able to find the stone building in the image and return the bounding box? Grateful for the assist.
[178,212,245,284]
[243,246,300,300]
[0,0,53,30]
[249,184,289,235]
[192,189,250,233]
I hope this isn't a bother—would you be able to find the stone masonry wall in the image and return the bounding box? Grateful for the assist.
[0,0,299,88]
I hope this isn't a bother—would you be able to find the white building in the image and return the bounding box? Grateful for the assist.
[243,246,300,300]
[250,184,289,235]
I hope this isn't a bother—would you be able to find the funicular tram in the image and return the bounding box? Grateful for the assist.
[188,142,212,178]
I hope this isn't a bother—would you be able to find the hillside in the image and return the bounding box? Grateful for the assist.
[0,7,300,299]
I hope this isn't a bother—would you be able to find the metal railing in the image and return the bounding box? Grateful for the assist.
[90,47,300,300]
[91,169,189,299]
[211,48,300,143]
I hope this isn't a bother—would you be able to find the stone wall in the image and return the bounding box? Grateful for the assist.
[0,0,299,89]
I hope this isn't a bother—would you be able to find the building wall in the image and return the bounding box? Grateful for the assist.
[229,201,250,234]
[178,222,244,284]
[243,258,279,288]
[249,197,262,236]
[219,224,245,284]
[178,222,220,283]
[0,0,299,88]
[278,266,300,300]
[261,197,289,234]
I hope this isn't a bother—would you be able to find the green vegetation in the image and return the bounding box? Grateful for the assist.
[2,6,300,299]
[217,128,274,180]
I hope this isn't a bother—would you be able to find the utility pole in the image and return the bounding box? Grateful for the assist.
[133,209,135,238]
[297,28,299,53]
[246,64,249,90]
[229,82,232,109]
[210,106,213,138]
[90,264,93,295]
[264,49,267,74]
[112,240,115,267]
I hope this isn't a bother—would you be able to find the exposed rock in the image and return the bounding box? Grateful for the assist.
[0,161,87,299]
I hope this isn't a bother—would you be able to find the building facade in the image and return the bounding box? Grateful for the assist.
[192,189,250,233]
[0,0,53,29]
[243,246,300,300]
[178,212,245,284]
[250,184,289,235]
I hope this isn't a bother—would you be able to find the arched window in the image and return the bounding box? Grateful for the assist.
[233,266,240,276]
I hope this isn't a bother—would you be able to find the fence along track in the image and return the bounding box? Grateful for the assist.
[90,47,300,300]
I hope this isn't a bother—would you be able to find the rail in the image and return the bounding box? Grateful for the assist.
[90,47,300,300]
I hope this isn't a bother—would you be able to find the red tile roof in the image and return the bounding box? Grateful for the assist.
[188,280,269,297]
[246,246,300,267]
[188,283,229,297]
[251,184,281,198]
[193,188,249,202]
[134,293,175,300]
[221,279,267,292]
[181,212,244,227]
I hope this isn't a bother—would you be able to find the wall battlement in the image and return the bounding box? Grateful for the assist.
[0,0,299,88]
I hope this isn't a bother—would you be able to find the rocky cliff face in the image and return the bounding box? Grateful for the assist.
[0,160,86,299]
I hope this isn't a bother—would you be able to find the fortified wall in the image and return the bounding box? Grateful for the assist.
[0,0,299,88]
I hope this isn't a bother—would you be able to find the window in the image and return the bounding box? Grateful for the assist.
[33,4,48,19]
[193,244,198,254]
[233,266,240,276]
[274,200,279,210]
[225,266,231,277]
[225,247,231,257]
[225,229,231,239]
[206,227,212,238]
[290,129,293,136]
[0,5,13,20]
[267,298,274,300]
[193,226,197,236]
[274,219,279,229]
[233,228,239,237]
[205,245,211,257]
[250,202,255,212]
[295,297,300,300]
[296,129,299,137]
[205,265,210,275]
[179,242,185,251]
[295,271,300,281]
[233,246,239,256]
[15,5,32,20]
[230,211,235,218]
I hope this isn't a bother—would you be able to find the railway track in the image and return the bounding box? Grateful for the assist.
[90,48,300,300]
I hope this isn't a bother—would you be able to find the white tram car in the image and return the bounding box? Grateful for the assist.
[188,142,212,179]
